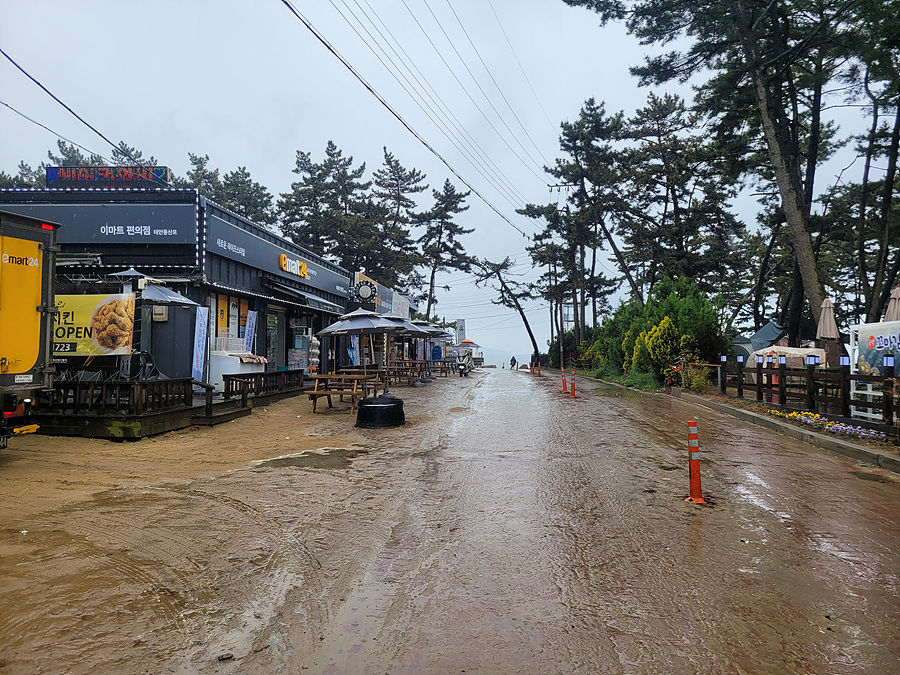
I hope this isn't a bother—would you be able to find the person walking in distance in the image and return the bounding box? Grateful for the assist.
[510,356,517,370]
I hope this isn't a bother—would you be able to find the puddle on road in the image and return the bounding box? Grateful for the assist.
[850,470,893,483]
[256,448,365,470]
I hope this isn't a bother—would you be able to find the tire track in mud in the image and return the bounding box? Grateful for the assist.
[1,468,345,673]
[298,376,478,673]
[536,377,900,674]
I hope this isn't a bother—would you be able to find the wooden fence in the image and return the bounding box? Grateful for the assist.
[222,369,305,406]
[48,378,214,416]
[716,360,898,432]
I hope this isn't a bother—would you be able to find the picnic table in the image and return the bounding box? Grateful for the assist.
[339,367,388,395]
[307,373,375,413]
[385,362,420,386]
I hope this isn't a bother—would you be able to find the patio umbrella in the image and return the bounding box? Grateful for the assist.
[140,284,198,306]
[816,298,840,367]
[457,338,481,348]
[316,309,406,391]
[816,298,839,339]
[885,286,900,322]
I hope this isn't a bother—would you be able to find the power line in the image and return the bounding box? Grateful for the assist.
[351,0,544,216]
[0,47,173,188]
[330,0,531,210]
[441,0,553,169]
[415,0,549,180]
[486,0,558,136]
[0,98,108,164]
[279,0,531,238]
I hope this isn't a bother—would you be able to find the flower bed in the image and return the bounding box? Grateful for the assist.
[767,409,887,441]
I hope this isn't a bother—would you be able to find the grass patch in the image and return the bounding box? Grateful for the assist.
[623,370,661,389]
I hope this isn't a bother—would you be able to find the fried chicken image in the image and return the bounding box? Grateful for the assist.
[92,297,135,350]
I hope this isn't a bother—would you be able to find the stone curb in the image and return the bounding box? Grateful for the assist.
[673,390,900,476]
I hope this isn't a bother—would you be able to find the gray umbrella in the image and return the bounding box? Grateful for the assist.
[316,309,407,391]
[884,286,900,323]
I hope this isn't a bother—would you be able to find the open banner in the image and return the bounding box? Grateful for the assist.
[54,294,136,356]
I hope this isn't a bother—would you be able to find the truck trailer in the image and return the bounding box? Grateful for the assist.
[0,210,59,449]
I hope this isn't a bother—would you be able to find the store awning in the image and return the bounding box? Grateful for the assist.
[141,284,198,305]
[294,289,344,314]
[264,279,308,304]
[263,279,345,314]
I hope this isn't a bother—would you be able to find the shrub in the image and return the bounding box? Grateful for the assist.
[582,276,733,375]
[645,315,680,375]
[682,365,712,393]
[631,331,655,374]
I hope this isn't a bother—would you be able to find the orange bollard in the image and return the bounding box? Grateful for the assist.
[685,420,706,504]
[561,367,568,393]
[569,369,575,398]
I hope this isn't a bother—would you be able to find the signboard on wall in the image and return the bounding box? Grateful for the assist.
[192,307,209,382]
[0,203,198,244]
[46,166,172,189]
[206,214,349,297]
[54,294,135,356]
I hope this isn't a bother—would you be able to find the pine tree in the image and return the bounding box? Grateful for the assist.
[419,180,473,320]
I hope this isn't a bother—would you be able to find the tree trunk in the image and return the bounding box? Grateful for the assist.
[730,2,826,324]
[787,262,803,347]
[590,226,599,327]
[857,79,879,310]
[753,220,782,331]
[866,100,900,322]
[425,262,438,321]
[575,172,644,305]
[495,273,541,358]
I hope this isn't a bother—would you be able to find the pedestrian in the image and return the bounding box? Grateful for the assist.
[510,356,517,370]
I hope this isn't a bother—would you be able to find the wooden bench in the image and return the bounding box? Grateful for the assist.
[307,389,362,413]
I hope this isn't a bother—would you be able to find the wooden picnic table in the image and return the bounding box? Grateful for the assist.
[307,373,375,413]
[384,362,420,386]
[338,367,388,394]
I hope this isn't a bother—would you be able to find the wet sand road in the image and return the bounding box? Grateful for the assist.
[1,369,898,674]
[308,369,900,674]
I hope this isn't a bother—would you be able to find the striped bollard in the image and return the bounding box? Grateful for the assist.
[685,420,706,504]
[561,368,568,393]
[569,369,575,398]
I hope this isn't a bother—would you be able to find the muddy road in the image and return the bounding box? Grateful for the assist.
[1,369,898,674]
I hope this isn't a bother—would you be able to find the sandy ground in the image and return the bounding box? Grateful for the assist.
[0,376,459,674]
[2,371,897,674]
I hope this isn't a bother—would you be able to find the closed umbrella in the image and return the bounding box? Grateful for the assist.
[816,298,839,339]
[816,298,840,367]
[885,286,900,322]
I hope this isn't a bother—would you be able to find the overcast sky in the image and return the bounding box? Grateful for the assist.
[2,1,724,361]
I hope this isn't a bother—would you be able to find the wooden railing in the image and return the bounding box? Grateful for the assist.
[222,369,305,405]
[717,361,898,432]
[48,378,209,416]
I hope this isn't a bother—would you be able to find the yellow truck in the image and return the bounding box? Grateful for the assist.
[0,210,59,449]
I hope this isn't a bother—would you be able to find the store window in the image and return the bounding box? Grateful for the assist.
[288,317,310,370]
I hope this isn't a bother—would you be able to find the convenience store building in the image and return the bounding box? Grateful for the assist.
[0,180,350,383]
